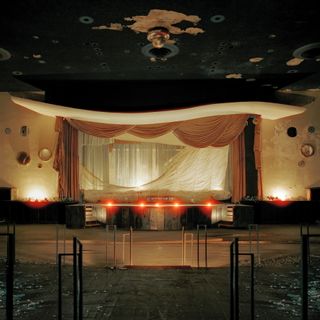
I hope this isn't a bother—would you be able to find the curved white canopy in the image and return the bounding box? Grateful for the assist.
[11,95,305,124]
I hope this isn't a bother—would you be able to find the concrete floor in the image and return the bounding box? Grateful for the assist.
[1,224,320,319]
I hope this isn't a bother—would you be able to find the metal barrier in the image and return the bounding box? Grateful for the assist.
[0,231,15,320]
[122,227,133,266]
[248,224,260,265]
[105,225,117,268]
[230,237,255,320]
[300,231,320,320]
[181,227,193,266]
[58,237,83,320]
[196,224,208,268]
[56,223,66,265]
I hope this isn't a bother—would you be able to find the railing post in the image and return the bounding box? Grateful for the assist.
[301,234,309,320]
[113,225,117,268]
[230,241,234,320]
[78,241,83,320]
[182,226,185,265]
[234,237,239,320]
[73,237,78,320]
[197,225,200,268]
[204,225,208,269]
[130,226,133,266]
[58,237,83,320]
[105,224,109,266]
[58,254,62,320]
[6,233,14,320]
[250,253,255,320]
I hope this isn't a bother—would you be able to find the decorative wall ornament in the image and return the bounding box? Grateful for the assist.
[300,143,315,157]
[17,152,31,165]
[38,148,52,161]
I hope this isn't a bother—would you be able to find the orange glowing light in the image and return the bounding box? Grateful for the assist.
[155,203,160,207]
[174,202,180,207]
[107,202,113,207]
[206,202,213,207]
[139,202,145,207]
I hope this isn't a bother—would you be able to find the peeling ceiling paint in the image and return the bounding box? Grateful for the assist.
[249,57,264,63]
[225,73,242,79]
[93,9,204,35]
[286,57,304,66]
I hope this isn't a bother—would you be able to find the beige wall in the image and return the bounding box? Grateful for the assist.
[0,92,58,200]
[1,90,320,201]
[261,93,320,200]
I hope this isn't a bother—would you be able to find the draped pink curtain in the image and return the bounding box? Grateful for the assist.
[231,131,246,203]
[55,114,253,202]
[53,117,80,201]
[254,115,263,199]
[68,114,248,147]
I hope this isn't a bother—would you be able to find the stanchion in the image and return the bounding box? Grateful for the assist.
[122,233,130,264]
[58,237,83,320]
[113,225,117,268]
[248,224,260,265]
[230,237,255,320]
[184,232,194,265]
[196,224,208,268]
[0,231,15,320]
[129,226,133,266]
[105,225,117,268]
[182,226,185,265]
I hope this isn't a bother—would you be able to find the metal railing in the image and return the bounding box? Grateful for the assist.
[248,224,260,265]
[58,237,83,320]
[122,226,133,266]
[0,230,15,320]
[300,230,320,320]
[181,227,193,266]
[230,237,255,320]
[105,225,117,268]
[196,224,208,268]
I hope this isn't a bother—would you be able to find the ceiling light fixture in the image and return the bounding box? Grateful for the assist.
[147,27,170,49]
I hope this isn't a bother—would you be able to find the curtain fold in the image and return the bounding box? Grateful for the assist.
[67,114,249,147]
[254,115,263,199]
[53,117,80,201]
[231,131,246,203]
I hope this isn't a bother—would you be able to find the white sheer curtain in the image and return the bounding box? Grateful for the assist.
[139,146,230,192]
[79,132,183,189]
[78,133,111,190]
[79,132,230,195]
[109,143,183,187]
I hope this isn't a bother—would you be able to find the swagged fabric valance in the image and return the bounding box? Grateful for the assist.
[68,113,248,148]
[54,114,262,202]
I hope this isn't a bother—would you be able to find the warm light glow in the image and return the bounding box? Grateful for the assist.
[206,202,213,207]
[107,202,113,207]
[272,188,288,201]
[174,202,180,207]
[155,203,160,207]
[139,202,145,208]
[26,187,47,201]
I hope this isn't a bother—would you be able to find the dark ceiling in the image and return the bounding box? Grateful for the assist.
[1,0,320,111]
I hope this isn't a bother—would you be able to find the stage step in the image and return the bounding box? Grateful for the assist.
[85,205,100,227]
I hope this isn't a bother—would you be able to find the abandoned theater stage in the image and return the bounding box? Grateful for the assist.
[2,95,316,228]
